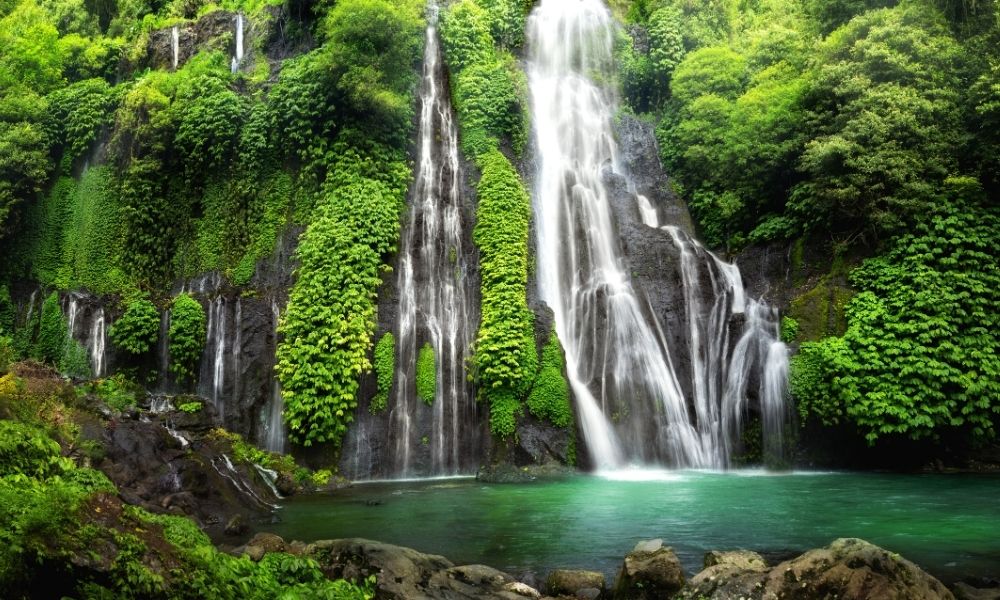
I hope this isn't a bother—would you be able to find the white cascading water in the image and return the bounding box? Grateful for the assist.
[527,0,790,468]
[89,307,107,377]
[207,297,226,419]
[263,299,287,453]
[171,26,179,70]
[390,3,475,477]
[231,13,244,73]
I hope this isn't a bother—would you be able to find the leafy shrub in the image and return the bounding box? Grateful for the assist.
[780,316,799,344]
[276,148,408,447]
[527,332,573,428]
[35,292,64,365]
[0,336,13,375]
[45,78,117,165]
[109,298,160,355]
[94,374,142,412]
[371,332,394,414]
[167,293,205,382]
[472,150,536,436]
[415,342,436,405]
[59,338,91,379]
[0,420,71,479]
[792,192,999,443]
[178,401,202,413]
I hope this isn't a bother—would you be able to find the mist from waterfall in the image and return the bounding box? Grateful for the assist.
[388,3,476,478]
[527,0,790,469]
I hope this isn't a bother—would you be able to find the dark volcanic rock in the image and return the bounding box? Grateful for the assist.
[514,416,573,466]
[82,405,279,540]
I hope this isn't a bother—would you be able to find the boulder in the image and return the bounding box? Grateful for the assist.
[546,569,606,597]
[305,538,541,599]
[680,538,955,600]
[953,582,1000,600]
[703,549,767,571]
[614,540,685,599]
[247,532,286,554]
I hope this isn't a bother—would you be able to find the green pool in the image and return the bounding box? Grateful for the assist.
[261,470,1000,584]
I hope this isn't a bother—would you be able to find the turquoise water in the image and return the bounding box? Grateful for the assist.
[262,470,1000,584]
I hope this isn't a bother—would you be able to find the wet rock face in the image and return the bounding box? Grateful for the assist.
[680,538,955,600]
[613,539,686,600]
[82,400,279,540]
[147,11,247,72]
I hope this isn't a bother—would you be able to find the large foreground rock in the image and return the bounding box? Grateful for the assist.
[614,539,686,599]
[304,538,542,599]
[681,538,955,600]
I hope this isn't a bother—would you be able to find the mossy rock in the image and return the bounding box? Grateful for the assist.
[788,276,854,343]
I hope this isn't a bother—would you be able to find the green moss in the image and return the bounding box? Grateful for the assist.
[415,342,436,405]
[788,276,853,343]
[527,332,574,429]
[178,401,202,413]
[371,332,395,414]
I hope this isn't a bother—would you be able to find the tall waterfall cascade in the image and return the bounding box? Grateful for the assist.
[387,3,477,477]
[171,26,179,70]
[231,13,244,73]
[527,0,790,469]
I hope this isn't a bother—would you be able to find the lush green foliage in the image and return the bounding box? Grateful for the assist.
[472,151,536,437]
[0,393,369,598]
[370,332,394,414]
[35,292,64,364]
[167,293,205,382]
[276,147,410,447]
[415,342,436,405]
[441,0,529,156]
[527,332,574,429]
[92,373,142,412]
[109,298,159,355]
[792,188,999,443]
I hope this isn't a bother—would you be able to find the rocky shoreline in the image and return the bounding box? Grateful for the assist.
[230,534,998,600]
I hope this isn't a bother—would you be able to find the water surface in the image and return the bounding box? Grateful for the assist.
[263,470,1000,584]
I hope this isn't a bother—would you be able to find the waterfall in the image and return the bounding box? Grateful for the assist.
[89,308,106,377]
[205,297,226,419]
[231,13,244,73]
[389,3,475,477]
[171,26,179,70]
[66,294,80,338]
[527,0,790,469]
[263,299,287,453]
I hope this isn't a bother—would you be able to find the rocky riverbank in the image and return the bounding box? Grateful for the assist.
[231,533,998,600]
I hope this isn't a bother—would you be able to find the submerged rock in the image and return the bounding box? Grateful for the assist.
[613,539,686,599]
[680,538,955,600]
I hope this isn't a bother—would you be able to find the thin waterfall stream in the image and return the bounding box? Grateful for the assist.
[527,0,790,469]
[387,3,477,478]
